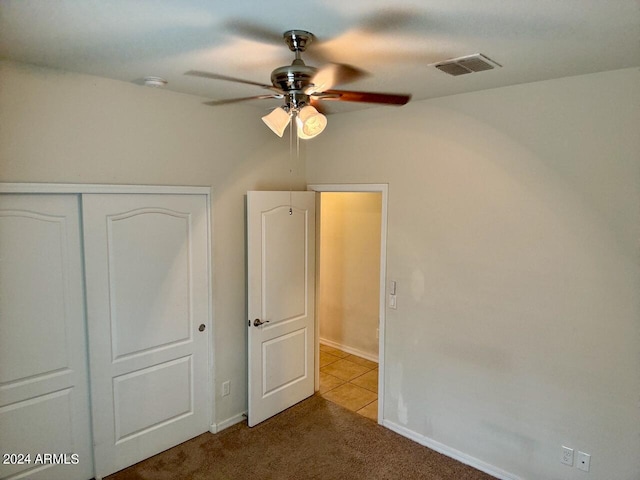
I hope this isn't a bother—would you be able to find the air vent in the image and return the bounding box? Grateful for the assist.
[433,53,501,76]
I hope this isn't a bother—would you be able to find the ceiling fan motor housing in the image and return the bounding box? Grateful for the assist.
[271,31,321,109]
[271,64,316,93]
[283,30,314,53]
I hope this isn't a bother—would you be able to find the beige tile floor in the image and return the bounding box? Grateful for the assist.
[319,344,378,421]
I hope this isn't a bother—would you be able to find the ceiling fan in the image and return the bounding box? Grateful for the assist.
[185,30,411,139]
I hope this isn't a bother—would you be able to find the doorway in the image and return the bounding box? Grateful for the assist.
[309,184,388,424]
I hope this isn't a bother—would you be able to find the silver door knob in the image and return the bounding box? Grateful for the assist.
[253,319,270,327]
[198,324,206,332]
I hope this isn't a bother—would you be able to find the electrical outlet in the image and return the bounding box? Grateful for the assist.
[577,451,591,472]
[561,446,574,466]
[222,380,230,397]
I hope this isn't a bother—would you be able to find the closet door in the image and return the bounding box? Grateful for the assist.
[82,194,210,478]
[0,194,94,480]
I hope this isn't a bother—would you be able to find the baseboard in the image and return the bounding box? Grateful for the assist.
[210,411,246,434]
[320,338,378,363]
[382,420,523,480]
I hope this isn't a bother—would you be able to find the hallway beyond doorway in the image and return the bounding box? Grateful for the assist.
[319,344,378,421]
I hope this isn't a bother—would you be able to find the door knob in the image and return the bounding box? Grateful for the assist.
[198,324,206,332]
[253,319,270,327]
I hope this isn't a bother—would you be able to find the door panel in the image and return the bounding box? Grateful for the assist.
[113,356,192,441]
[82,194,210,478]
[247,191,315,427]
[262,328,307,395]
[107,209,191,359]
[263,206,307,321]
[0,194,93,480]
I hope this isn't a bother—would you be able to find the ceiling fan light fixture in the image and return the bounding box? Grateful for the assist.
[189,29,409,138]
[297,105,327,139]
[261,107,291,137]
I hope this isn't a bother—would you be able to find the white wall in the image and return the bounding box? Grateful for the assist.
[0,60,302,426]
[318,192,381,359]
[307,68,640,480]
[3,59,639,479]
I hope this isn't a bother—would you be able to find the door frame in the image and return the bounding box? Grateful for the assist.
[307,183,388,424]
[0,182,214,475]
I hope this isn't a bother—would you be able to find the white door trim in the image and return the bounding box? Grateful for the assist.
[0,182,210,195]
[307,183,388,425]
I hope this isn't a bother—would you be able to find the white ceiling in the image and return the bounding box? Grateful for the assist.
[1,0,639,114]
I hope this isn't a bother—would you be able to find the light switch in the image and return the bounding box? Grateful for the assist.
[390,280,397,295]
[389,294,397,309]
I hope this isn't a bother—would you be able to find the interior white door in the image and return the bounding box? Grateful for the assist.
[0,194,94,480]
[82,194,210,478]
[247,191,316,427]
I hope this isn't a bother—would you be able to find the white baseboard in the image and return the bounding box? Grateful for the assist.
[320,338,378,363]
[382,420,523,480]
[210,411,246,434]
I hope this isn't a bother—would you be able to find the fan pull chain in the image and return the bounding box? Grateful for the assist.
[288,111,294,215]
[293,116,300,215]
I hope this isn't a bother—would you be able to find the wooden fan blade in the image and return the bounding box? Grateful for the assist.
[307,63,369,93]
[185,70,281,92]
[359,9,416,33]
[320,89,411,105]
[203,95,281,106]
[223,20,284,44]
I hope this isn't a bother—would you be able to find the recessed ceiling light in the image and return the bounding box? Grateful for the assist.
[143,76,168,87]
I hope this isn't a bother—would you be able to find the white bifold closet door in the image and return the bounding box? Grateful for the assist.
[82,194,210,479]
[0,194,94,480]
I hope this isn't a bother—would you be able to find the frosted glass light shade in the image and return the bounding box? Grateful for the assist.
[297,105,327,138]
[262,107,291,137]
